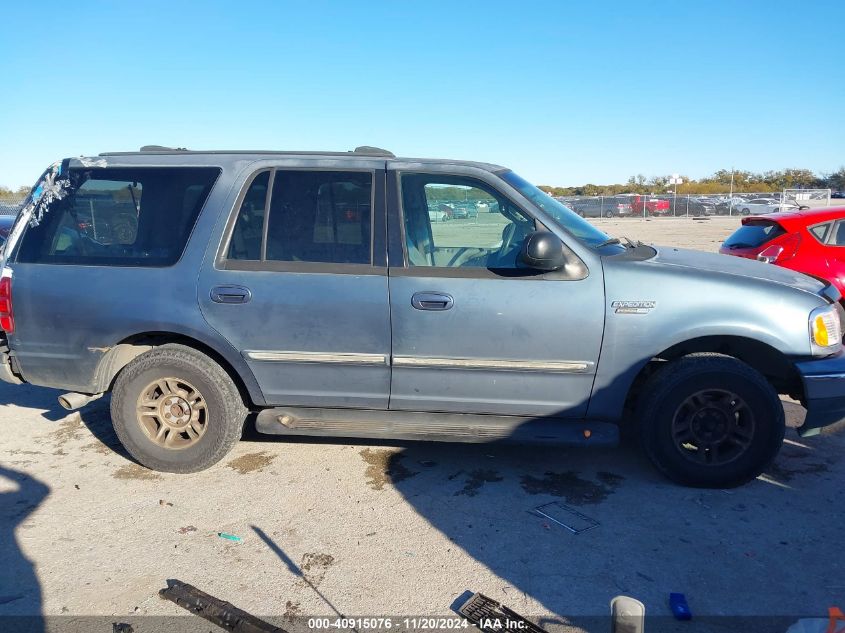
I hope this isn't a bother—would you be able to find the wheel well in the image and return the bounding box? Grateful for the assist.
[99,332,253,406]
[623,336,804,418]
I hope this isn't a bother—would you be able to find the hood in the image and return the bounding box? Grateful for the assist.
[650,245,826,295]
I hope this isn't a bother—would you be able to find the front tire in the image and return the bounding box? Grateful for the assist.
[636,354,784,488]
[111,344,248,473]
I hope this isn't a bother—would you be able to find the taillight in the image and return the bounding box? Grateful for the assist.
[0,276,13,334]
[757,232,800,264]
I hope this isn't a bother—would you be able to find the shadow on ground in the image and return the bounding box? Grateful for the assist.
[0,465,49,632]
[377,433,841,626]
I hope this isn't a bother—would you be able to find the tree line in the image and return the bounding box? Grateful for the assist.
[539,167,845,197]
[0,185,31,203]
[4,166,844,202]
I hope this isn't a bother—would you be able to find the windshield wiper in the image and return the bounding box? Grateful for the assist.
[597,237,622,247]
[597,236,642,249]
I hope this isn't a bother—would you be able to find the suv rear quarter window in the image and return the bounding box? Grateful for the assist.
[224,169,373,267]
[16,167,220,267]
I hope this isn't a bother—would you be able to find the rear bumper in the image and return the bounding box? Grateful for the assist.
[794,352,845,436]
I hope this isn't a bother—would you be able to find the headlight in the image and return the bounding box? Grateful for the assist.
[809,305,842,354]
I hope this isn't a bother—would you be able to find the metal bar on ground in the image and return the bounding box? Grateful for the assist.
[159,579,287,633]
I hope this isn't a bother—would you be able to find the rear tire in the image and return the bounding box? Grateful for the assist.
[604,210,613,218]
[636,354,784,488]
[111,344,248,473]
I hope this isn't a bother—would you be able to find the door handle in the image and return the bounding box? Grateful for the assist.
[411,292,454,311]
[211,285,252,304]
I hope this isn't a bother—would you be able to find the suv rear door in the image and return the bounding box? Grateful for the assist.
[385,163,604,417]
[198,159,391,408]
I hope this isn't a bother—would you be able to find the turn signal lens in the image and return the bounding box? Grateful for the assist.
[810,306,842,352]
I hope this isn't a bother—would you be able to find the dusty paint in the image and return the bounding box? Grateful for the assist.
[112,463,162,480]
[360,448,418,491]
[455,469,503,497]
[520,471,622,504]
[226,451,275,474]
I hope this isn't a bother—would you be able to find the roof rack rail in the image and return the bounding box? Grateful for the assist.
[351,146,395,158]
[139,145,188,152]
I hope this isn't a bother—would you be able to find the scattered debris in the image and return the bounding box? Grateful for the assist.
[531,501,600,534]
[159,499,173,507]
[159,579,286,633]
[177,526,197,534]
[669,592,692,620]
[217,532,242,542]
[74,484,80,490]
[458,592,548,633]
[611,595,645,632]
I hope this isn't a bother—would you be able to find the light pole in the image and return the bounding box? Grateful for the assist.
[729,168,734,216]
[669,174,683,217]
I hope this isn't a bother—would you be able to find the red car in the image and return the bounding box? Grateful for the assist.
[720,206,845,296]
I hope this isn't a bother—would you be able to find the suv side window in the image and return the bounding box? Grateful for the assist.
[17,167,220,267]
[400,173,534,269]
[225,170,373,266]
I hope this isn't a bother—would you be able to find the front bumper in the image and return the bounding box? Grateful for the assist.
[794,351,845,437]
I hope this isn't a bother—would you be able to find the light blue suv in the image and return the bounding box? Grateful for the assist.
[2,146,844,487]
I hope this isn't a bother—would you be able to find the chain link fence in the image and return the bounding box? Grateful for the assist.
[555,190,832,219]
[0,196,25,216]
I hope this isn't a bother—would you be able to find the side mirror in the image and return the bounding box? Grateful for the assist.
[518,231,567,271]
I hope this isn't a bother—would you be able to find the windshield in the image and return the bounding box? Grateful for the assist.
[498,170,612,247]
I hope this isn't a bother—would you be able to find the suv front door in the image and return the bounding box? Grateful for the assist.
[199,160,391,408]
[386,164,604,417]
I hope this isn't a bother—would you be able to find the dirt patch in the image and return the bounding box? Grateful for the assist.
[112,464,162,480]
[455,469,503,497]
[284,601,301,618]
[82,441,113,456]
[597,471,625,487]
[299,552,335,587]
[360,449,417,491]
[226,451,275,474]
[766,460,828,482]
[520,471,622,504]
[52,415,85,450]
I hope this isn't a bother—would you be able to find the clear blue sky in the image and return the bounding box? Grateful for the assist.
[1,0,842,189]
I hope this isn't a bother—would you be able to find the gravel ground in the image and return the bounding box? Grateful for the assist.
[1,217,843,632]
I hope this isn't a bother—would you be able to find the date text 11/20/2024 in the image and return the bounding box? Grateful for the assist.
[307,618,527,630]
